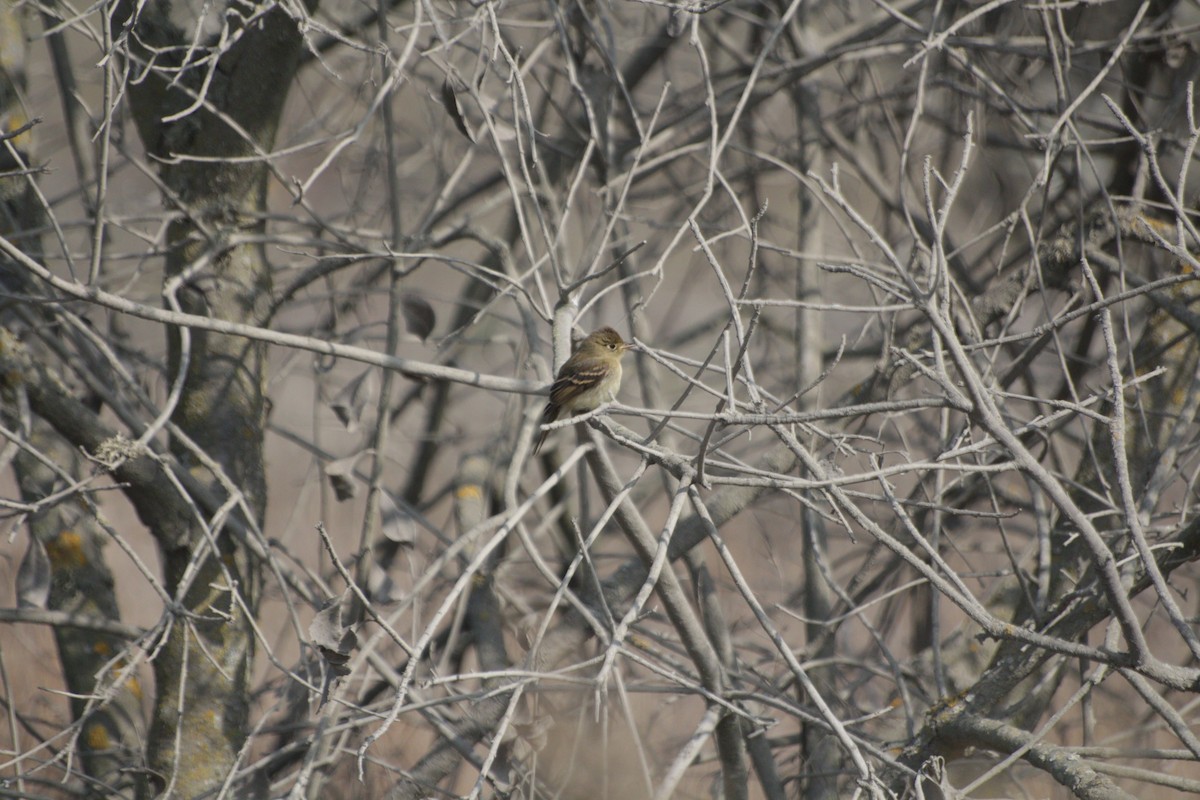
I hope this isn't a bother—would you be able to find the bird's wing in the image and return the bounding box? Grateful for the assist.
[547,356,610,410]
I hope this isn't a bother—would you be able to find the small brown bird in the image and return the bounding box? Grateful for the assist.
[534,327,633,453]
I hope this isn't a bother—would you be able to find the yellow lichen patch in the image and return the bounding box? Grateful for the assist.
[85,723,111,751]
[1133,213,1174,240]
[93,640,111,656]
[126,676,142,700]
[0,110,30,154]
[455,484,482,500]
[47,531,87,568]
[627,633,651,652]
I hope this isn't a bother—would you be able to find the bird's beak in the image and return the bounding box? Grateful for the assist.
[623,341,638,352]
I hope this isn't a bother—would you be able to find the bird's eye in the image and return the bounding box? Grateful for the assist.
[609,343,616,350]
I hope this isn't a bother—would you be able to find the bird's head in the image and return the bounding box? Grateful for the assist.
[581,327,634,357]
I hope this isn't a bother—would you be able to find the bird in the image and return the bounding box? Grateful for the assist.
[534,327,633,453]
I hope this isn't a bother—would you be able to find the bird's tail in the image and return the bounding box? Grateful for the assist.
[533,404,556,454]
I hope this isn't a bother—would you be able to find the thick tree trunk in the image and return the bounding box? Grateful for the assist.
[110,2,306,795]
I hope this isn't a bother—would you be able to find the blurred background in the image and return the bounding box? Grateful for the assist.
[3,0,1200,798]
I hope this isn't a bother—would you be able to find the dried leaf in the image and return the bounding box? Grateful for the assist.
[17,535,50,610]
[309,588,359,710]
[490,117,517,143]
[310,589,358,679]
[328,473,356,502]
[1166,39,1193,69]
[514,714,553,753]
[324,454,361,502]
[439,78,475,143]
[400,294,435,342]
[366,562,399,605]
[380,493,417,546]
[329,368,379,433]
